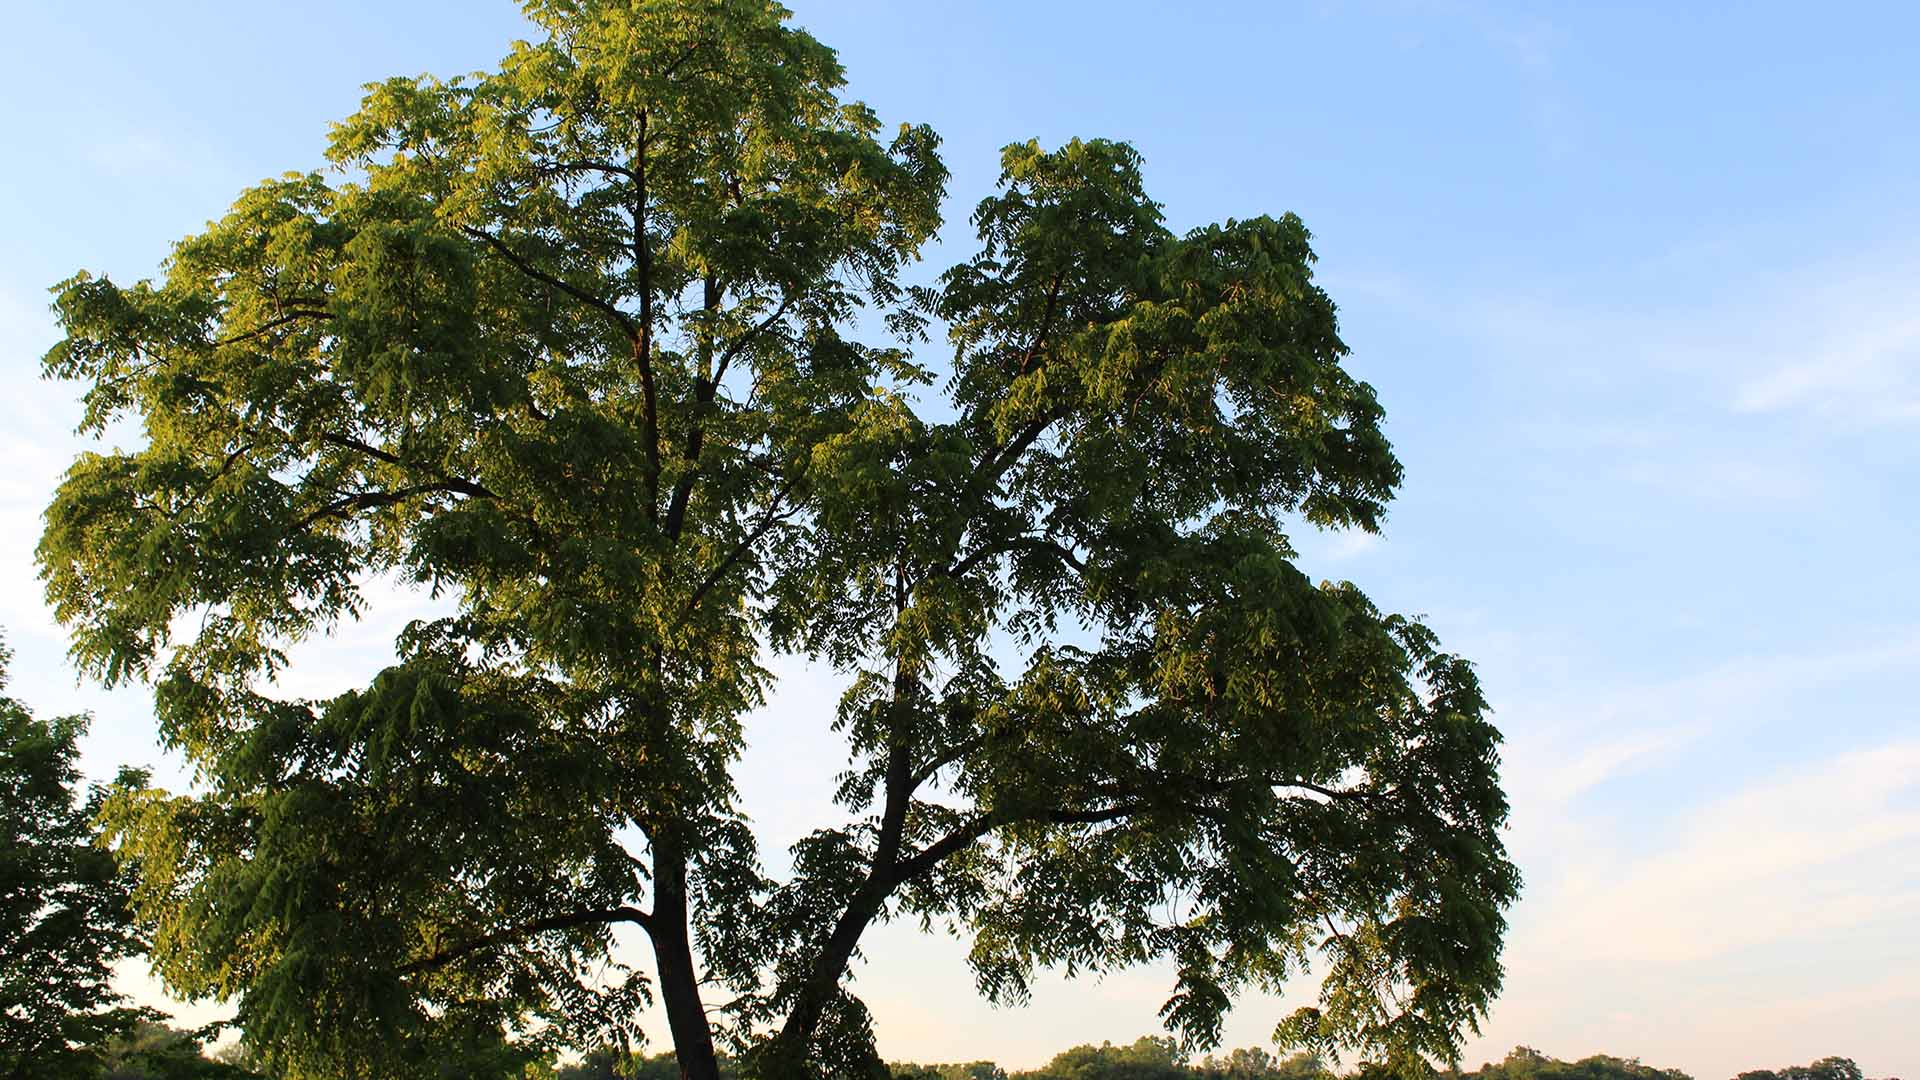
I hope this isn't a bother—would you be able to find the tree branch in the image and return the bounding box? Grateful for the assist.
[1017,272,1064,374]
[675,473,804,624]
[541,158,640,183]
[399,906,654,976]
[973,404,1072,487]
[166,443,253,523]
[294,482,485,530]
[460,225,639,344]
[906,734,985,792]
[891,812,998,885]
[318,432,498,499]
[212,309,332,348]
[631,113,663,517]
[945,534,1086,580]
[710,294,792,394]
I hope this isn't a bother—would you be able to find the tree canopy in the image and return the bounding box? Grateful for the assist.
[1734,1060,1867,1080]
[39,1,1518,1077]
[94,1021,262,1080]
[0,635,150,1080]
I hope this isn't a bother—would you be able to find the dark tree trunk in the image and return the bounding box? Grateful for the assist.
[760,879,893,1077]
[652,837,722,1080]
[761,737,918,1077]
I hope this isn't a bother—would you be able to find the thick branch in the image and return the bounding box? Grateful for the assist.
[634,112,661,516]
[542,158,640,183]
[710,295,793,393]
[317,433,498,499]
[892,812,997,885]
[906,734,985,792]
[398,905,653,976]
[973,404,1073,487]
[676,473,803,623]
[460,225,640,343]
[212,309,332,348]
[769,650,921,1064]
[945,534,1086,580]
[665,274,723,542]
[661,290,791,542]
[892,791,1261,886]
[294,481,485,530]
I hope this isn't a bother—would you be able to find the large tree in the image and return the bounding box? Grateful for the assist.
[39,2,1517,1078]
[0,635,151,1080]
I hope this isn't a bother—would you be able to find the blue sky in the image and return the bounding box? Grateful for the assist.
[2,2,1915,1076]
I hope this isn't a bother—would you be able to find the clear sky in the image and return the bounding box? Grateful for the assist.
[2,2,1915,1077]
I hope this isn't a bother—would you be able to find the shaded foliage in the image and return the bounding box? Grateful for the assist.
[556,1046,742,1080]
[97,1021,261,1080]
[1733,1060,1868,1080]
[0,633,153,1080]
[1455,1047,1690,1080]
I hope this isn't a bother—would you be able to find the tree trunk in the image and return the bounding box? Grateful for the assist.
[759,873,897,1078]
[762,676,920,1077]
[652,837,722,1080]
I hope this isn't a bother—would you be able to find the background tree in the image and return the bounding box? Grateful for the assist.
[0,633,152,1080]
[1011,1038,1188,1080]
[890,1063,1007,1080]
[1736,1060,1867,1080]
[1458,1047,1691,1080]
[97,1021,263,1080]
[40,2,1514,1078]
[558,1047,741,1080]
[1195,1050,1332,1080]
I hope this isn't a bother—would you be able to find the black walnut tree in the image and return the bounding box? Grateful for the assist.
[38,2,1518,1077]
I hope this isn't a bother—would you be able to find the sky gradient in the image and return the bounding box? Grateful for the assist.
[1,3,1915,1077]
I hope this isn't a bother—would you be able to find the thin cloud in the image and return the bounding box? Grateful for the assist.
[1733,313,1920,424]
[1467,737,1920,1076]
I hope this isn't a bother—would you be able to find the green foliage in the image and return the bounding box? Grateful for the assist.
[1734,1059,1866,1080]
[1196,1049,1334,1080]
[557,1046,744,1080]
[0,633,154,1080]
[98,1021,264,1080]
[1012,1037,1188,1080]
[38,1,1515,1078]
[751,135,1516,1076]
[891,1063,1008,1080]
[1454,1046,1691,1080]
[910,1041,1328,1080]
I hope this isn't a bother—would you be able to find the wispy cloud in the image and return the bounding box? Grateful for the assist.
[1472,735,1920,1070]
[1538,739,1920,964]
[1733,312,1920,424]
[1459,622,1920,1075]
[1501,633,1920,787]
[78,130,221,185]
[1620,454,1817,506]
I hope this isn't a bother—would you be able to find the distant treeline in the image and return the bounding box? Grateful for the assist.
[561,1039,1888,1080]
[94,1024,1893,1080]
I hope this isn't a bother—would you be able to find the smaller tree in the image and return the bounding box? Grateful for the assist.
[557,1047,741,1080]
[0,632,151,1080]
[1737,1060,1866,1080]
[1458,1048,1691,1080]
[99,1020,263,1080]
[1195,1049,1333,1080]
[890,1064,1007,1080]
[1015,1037,1189,1080]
